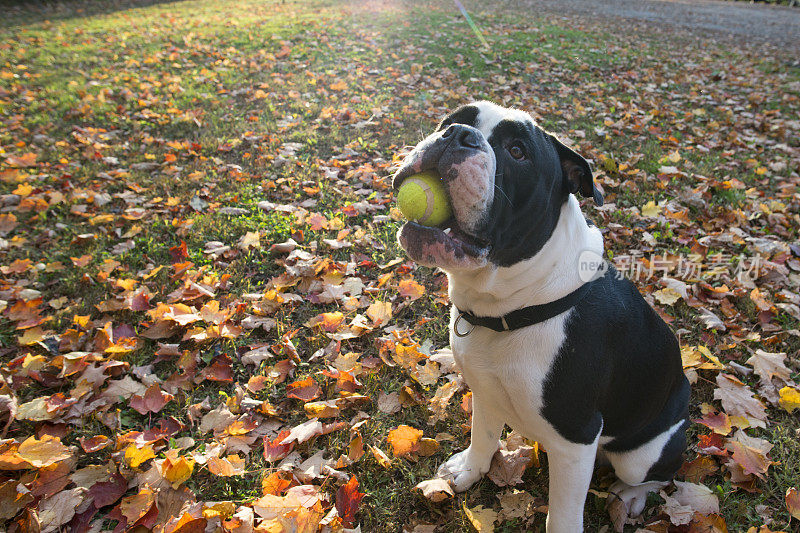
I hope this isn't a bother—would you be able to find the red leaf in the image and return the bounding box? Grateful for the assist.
[693,412,732,436]
[79,435,112,453]
[336,476,365,527]
[286,376,322,402]
[90,473,128,508]
[130,384,174,415]
[169,241,188,264]
[696,433,728,456]
[263,430,294,462]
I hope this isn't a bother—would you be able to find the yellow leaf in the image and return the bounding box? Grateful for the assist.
[13,183,33,197]
[202,501,236,519]
[369,445,392,468]
[653,288,681,306]
[641,200,662,218]
[779,386,800,413]
[463,503,498,532]
[161,454,195,488]
[366,301,392,326]
[124,444,155,468]
[16,435,71,467]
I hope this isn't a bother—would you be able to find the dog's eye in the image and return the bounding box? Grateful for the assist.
[508,144,525,160]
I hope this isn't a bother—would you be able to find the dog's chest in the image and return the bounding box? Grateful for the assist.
[450,310,571,444]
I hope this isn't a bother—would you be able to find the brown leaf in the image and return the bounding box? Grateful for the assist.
[286,376,322,402]
[415,478,454,502]
[487,447,532,487]
[727,441,771,479]
[712,374,766,428]
[786,487,800,521]
[130,384,174,415]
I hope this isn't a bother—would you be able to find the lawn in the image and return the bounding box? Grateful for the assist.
[0,0,799,531]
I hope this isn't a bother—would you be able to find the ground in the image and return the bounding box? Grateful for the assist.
[0,0,799,532]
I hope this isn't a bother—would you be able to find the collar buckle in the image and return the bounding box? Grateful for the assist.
[454,312,475,337]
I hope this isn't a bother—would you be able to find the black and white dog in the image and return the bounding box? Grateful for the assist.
[393,102,690,532]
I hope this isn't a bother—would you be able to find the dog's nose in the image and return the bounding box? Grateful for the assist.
[442,124,481,149]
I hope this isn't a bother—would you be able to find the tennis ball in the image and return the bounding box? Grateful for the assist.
[397,171,452,227]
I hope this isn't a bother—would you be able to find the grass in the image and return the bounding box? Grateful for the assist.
[1,0,799,531]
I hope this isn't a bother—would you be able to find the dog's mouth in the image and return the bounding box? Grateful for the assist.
[400,218,489,257]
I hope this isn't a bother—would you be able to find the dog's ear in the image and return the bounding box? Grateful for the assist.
[549,134,604,206]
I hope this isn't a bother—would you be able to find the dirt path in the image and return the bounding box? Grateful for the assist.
[517,0,800,49]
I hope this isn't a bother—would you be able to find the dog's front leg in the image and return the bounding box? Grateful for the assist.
[437,391,503,491]
[545,439,599,533]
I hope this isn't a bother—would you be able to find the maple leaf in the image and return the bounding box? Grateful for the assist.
[159,451,195,488]
[398,278,426,300]
[387,424,423,457]
[713,374,766,428]
[16,435,72,468]
[130,384,174,415]
[463,503,498,532]
[263,430,295,462]
[124,444,156,468]
[726,441,771,479]
[693,411,732,436]
[286,376,322,402]
[208,454,246,476]
[336,476,365,527]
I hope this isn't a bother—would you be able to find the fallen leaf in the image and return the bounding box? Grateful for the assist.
[463,503,498,532]
[415,478,454,502]
[387,424,423,457]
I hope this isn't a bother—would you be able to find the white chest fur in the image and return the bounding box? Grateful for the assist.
[450,307,572,449]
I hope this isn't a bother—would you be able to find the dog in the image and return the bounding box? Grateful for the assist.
[393,101,690,532]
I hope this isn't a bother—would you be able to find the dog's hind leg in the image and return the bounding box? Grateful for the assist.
[604,419,687,516]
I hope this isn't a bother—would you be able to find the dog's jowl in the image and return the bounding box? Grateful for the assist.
[393,101,690,532]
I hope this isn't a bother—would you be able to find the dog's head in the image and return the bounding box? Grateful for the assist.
[393,101,602,270]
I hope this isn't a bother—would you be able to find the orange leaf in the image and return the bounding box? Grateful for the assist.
[119,487,156,524]
[208,454,245,476]
[387,424,423,457]
[16,435,71,467]
[727,441,771,479]
[262,470,293,496]
[5,153,37,167]
[398,279,425,300]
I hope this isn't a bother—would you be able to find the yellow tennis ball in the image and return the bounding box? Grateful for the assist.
[397,171,452,227]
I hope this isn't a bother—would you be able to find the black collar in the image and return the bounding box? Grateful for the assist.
[455,281,595,333]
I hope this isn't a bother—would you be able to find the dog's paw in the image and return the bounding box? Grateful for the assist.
[437,448,489,492]
[607,480,667,517]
